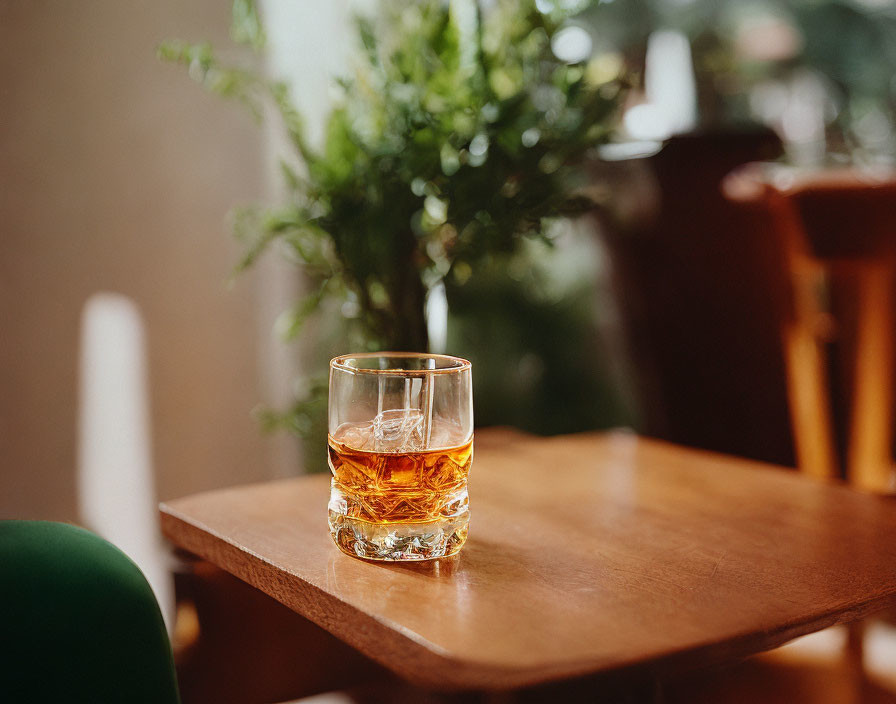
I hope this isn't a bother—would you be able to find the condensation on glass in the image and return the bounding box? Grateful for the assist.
[327,353,473,561]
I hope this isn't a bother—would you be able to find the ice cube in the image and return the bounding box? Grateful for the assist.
[374,408,425,452]
[427,418,467,449]
[333,421,375,450]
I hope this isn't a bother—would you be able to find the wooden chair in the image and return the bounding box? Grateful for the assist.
[711,163,896,702]
[724,164,896,493]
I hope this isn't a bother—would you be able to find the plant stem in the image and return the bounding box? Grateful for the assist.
[389,255,429,352]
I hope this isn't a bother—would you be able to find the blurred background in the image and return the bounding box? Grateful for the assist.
[4,0,896,701]
[7,0,896,518]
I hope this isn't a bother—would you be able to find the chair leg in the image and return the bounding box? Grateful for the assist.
[845,620,867,704]
[782,261,837,480]
[847,264,894,493]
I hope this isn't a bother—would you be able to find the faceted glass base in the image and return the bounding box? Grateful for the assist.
[328,511,469,561]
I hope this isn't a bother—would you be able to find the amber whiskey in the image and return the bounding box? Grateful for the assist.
[327,435,473,560]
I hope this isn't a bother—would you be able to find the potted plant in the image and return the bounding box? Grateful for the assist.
[160,0,627,450]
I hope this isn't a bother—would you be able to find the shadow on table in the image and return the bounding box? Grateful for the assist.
[664,652,896,704]
[359,534,539,584]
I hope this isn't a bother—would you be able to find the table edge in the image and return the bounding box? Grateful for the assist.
[160,511,896,689]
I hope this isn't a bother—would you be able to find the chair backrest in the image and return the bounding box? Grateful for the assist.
[788,173,896,261]
[0,520,180,703]
[724,164,896,261]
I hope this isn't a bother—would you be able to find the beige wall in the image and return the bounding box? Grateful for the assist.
[0,1,294,521]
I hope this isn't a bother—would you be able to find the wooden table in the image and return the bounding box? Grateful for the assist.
[160,429,896,692]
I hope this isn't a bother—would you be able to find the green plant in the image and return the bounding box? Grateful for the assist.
[160,0,626,444]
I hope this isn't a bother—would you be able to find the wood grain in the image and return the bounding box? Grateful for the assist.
[160,429,896,691]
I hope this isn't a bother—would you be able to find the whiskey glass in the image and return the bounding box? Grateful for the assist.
[327,353,473,561]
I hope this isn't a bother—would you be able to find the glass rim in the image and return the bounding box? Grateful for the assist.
[330,351,472,376]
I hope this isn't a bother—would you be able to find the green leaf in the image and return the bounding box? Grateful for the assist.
[230,206,278,273]
[274,283,328,341]
[269,82,315,163]
[157,39,264,119]
[252,375,328,438]
[231,0,266,50]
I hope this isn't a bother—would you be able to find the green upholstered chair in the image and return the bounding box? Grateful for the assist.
[0,520,180,703]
